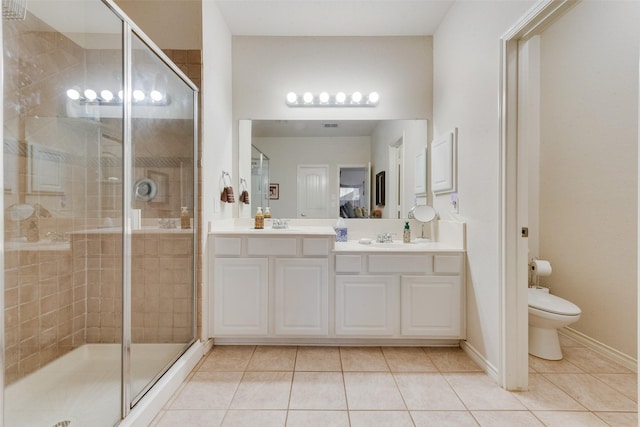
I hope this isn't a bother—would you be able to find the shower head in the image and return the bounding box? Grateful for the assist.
[2,0,26,20]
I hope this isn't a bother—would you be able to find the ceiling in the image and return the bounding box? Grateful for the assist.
[215,0,455,36]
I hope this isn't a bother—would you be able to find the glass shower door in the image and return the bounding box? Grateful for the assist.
[128,32,196,404]
[3,1,125,426]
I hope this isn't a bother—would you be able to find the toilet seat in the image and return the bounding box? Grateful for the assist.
[528,288,581,316]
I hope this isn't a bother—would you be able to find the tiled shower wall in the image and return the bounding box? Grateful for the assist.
[4,248,77,385]
[82,231,194,344]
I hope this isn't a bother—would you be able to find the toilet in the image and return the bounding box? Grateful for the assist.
[528,287,581,360]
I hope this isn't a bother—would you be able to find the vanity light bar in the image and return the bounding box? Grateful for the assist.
[65,88,171,106]
[286,91,379,107]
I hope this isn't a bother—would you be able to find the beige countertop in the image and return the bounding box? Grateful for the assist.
[333,239,464,253]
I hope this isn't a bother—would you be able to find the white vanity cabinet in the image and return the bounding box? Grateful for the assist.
[334,252,465,339]
[210,231,334,339]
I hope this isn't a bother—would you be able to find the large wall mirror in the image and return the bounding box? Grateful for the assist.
[238,119,429,219]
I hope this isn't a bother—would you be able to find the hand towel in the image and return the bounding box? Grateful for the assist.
[240,190,250,204]
[225,186,235,203]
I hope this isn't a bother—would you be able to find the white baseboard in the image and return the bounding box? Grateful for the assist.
[460,340,499,382]
[121,340,206,427]
[559,327,637,373]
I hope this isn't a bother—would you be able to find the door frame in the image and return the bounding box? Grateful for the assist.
[498,0,578,390]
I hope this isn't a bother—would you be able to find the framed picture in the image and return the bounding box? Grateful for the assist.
[375,171,385,206]
[269,183,279,200]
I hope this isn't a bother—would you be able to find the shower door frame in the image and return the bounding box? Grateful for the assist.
[114,0,200,417]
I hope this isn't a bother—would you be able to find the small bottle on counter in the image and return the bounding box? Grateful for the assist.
[403,221,411,243]
[264,206,271,218]
[255,207,264,229]
[180,207,191,229]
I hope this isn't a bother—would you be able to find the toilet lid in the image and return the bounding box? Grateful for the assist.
[528,288,581,316]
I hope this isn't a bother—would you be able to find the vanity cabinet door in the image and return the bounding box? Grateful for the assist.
[400,275,462,337]
[274,258,329,336]
[213,258,268,336]
[335,275,399,336]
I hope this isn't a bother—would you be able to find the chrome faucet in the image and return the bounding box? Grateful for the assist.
[272,218,289,229]
[376,232,393,243]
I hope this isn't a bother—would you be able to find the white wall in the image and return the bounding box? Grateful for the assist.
[433,1,535,371]
[201,1,233,337]
[537,1,639,358]
[253,136,371,218]
[232,36,432,121]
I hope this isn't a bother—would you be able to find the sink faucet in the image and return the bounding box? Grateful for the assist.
[272,219,289,229]
[376,232,393,243]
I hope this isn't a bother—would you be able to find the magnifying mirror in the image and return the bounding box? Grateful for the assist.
[408,205,437,223]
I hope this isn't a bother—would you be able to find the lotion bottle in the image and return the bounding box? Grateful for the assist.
[403,221,411,243]
[180,207,191,229]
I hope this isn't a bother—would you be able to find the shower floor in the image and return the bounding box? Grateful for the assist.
[5,343,185,427]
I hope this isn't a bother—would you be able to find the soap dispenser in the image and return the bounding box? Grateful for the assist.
[180,207,191,229]
[255,207,264,229]
[403,221,411,243]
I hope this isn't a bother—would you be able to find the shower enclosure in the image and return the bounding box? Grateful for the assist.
[2,1,198,425]
[251,144,270,213]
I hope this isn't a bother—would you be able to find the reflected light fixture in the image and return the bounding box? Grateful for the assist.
[286,91,379,107]
[65,87,171,106]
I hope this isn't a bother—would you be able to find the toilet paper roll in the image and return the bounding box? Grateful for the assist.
[530,259,552,277]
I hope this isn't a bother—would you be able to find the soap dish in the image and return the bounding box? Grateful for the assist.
[358,238,372,245]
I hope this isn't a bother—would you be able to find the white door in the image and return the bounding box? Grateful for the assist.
[274,258,328,336]
[297,165,328,218]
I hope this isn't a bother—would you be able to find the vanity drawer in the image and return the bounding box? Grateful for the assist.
[335,255,362,273]
[367,254,432,274]
[248,237,297,256]
[433,254,463,274]
[214,237,242,256]
[303,238,330,256]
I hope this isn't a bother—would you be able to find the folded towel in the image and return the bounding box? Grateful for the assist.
[225,186,235,203]
[239,190,250,204]
[220,187,228,202]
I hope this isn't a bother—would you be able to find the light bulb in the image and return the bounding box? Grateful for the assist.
[286,92,298,104]
[66,89,80,100]
[100,90,114,102]
[335,92,346,104]
[303,92,314,104]
[368,91,380,104]
[84,89,97,101]
[319,92,330,104]
[118,90,124,101]
[150,90,163,102]
[351,91,363,103]
[133,90,145,101]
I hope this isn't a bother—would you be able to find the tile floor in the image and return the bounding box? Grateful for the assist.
[151,335,637,426]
